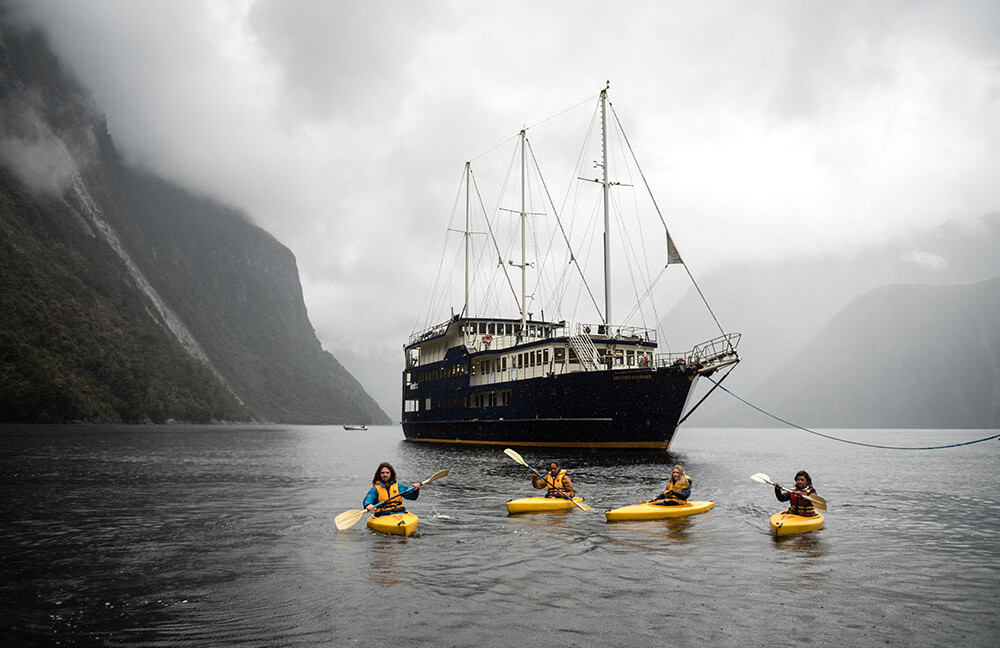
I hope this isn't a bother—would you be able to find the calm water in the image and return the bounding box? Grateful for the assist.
[1,424,998,647]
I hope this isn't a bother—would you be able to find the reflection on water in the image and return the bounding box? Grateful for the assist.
[370,536,409,587]
[771,532,826,558]
[1,425,998,647]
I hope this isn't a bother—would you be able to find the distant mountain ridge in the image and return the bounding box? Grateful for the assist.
[0,16,389,424]
[699,276,1000,428]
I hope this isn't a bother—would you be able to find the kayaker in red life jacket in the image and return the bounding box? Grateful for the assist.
[531,461,576,499]
[773,470,818,517]
[363,462,421,517]
[652,464,691,506]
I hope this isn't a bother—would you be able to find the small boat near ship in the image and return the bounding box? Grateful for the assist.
[605,500,715,521]
[343,424,368,431]
[402,85,740,451]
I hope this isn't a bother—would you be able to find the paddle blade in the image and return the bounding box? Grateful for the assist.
[573,498,595,513]
[750,473,772,485]
[334,509,365,531]
[503,448,530,468]
[807,494,829,511]
[422,468,450,484]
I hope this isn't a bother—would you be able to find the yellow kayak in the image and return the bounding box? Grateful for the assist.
[769,512,824,536]
[366,512,419,536]
[505,496,585,514]
[605,500,715,521]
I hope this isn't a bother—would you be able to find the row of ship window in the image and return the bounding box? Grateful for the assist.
[402,390,512,412]
[416,347,652,384]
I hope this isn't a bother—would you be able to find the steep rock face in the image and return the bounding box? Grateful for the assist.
[729,277,1000,428]
[0,17,389,424]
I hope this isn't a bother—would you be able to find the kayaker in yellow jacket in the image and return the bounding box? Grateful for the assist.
[363,462,421,517]
[531,461,576,499]
[653,464,691,506]
[773,470,818,517]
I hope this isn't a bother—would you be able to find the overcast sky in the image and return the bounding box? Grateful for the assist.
[15,0,1000,417]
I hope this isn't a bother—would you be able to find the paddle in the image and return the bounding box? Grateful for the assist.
[334,468,450,531]
[750,472,828,510]
[503,448,593,512]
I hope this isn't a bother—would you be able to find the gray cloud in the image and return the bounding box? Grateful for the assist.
[13,0,1000,417]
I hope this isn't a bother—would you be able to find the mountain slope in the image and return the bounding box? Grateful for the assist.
[725,277,1000,428]
[0,15,389,424]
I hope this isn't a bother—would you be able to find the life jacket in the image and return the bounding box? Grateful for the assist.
[543,470,568,498]
[664,477,692,498]
[788,485,817,517]
[373,480,406,516]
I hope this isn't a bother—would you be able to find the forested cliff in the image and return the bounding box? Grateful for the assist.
[0,15,389,424]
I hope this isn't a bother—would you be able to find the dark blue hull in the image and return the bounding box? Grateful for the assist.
[401,366,699,450]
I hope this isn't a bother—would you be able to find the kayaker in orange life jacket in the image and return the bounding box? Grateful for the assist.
[773,470,818,517]
[363,462,421,517]
[652,464,691,506]
[531,461,576,499]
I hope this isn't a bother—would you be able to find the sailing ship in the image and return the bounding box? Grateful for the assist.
[401,85,740,450]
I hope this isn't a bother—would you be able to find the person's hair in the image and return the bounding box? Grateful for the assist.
[670,464,690,485]
[373,462,397,484]
[548,461,560,468]
[795,470,812,486]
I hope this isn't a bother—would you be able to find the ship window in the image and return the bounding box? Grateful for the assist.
[505,324,512,335]
[543,349,549,364]
[488,322,495,335]
[479,323,486,334]
[554,348,564,363]
[404,399,419,412]
[501,357,507,371]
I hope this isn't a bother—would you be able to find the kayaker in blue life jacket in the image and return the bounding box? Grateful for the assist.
[531,461,576,499]
[363,462,421,517]
[773,470,818,517]
[652,464,691,506]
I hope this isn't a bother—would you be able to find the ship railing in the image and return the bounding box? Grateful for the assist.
[688,333,742,372]
[652,352,690,369]
[408,319,452,346]
[575,322,656,343]
[651,333,741,371]
[691,333,741,366]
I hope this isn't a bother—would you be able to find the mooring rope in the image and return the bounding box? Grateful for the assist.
[706,377,1000,450]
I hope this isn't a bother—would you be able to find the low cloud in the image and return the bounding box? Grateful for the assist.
[900,250,948,271]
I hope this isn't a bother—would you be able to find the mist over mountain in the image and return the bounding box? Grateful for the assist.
[670,216,1000,428]
[0,15,389,425]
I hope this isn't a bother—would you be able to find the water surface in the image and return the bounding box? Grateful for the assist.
[1,425,997,646]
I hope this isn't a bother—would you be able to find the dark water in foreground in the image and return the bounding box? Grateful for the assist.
[1,425,998,647]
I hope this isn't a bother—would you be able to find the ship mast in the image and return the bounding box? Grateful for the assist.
[519,129,528,329]
[463,161,470,318]
[600,86,611,329]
